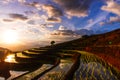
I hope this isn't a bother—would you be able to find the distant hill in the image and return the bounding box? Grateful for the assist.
[69,28,120,47]
[53,29,120,70]
[94,29,120,46]
[0,47,10,51]
[0,47,12,54]
[53,28,120,49]
[75,29,94,36]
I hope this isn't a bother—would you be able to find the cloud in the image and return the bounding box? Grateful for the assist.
[39,24,54,28]
[99,22,105,26]
[0,0,25,4]
[99,16,120,25]
[29,13,46,20]
[0,0,14,4]
[27,20,36,25]
[18,0,26,3]
[84,12,109,30]
[9,13,28,21]
[101,1,120,16]
[47,24,54,27]
[61,20,76,30]
[26,14,48,26]
[51,25,77,36]
[46,17,61,23]
[58,25,67,30]
[51,30,75,36]
[53,0,94,17]
[100,16,120,25]
[24,11,35,15]
[42,4,63,23]
[27,28,41,34]
[2,19,14,22]
[49,28,81,43]
[42,24,54,28]
[25,1,41,10]
[88,19,93,24]
[109,16,120,23]
[42,4,63,17]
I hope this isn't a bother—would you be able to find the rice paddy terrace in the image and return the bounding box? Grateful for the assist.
[0,46,120,80]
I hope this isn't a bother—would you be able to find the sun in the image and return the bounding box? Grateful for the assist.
[2,30,19,44]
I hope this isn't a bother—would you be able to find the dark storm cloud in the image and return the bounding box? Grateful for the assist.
[43,4,63,17]
[9,13,28,21]
[53,0,95,17]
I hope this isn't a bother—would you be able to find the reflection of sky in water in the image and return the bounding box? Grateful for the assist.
[40,60,73,80]
[59,63,71,69]
[0,77,4,80]
[74,60,118,80]
[4,54,15,63]
[0,55,119,80]
[8,71,28,80]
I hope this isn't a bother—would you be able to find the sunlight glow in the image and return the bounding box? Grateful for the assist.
[4,54,14,62]
[2,30,19,44]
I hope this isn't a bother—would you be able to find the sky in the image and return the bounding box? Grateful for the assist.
[0,0,120,51]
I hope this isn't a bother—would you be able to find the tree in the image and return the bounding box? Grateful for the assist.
[51,41,55,46]
[82,35,89,38]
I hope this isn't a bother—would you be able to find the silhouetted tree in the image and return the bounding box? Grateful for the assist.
[82,35,89,38]
[51,41,55,46]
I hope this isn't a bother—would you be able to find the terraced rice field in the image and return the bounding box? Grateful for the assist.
[15,64,54,80]
[0,47,120,80]
[39,59,74,80]
[73,51,119,80]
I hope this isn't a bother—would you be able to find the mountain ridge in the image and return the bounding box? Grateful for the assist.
[52,28,120,71]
